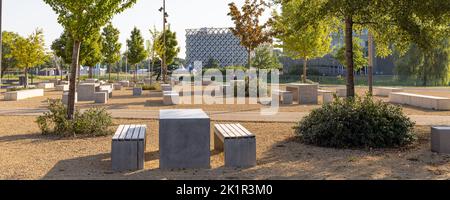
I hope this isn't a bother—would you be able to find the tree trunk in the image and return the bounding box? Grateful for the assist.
[108,64,111,81]
[368,32,374,95]
[345,16,355,97]
[88,66,93,78]
[247,49,252,69]
[24,68,28,88]
[67,40,81,120]
[302,58,308,83]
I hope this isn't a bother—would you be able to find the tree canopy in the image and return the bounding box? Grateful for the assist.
[155,29,180,67]
[126,27,147,66]
[228,0,274,68]
[102,23,122,79]
[1,31,20,77]
[252,44,282,70]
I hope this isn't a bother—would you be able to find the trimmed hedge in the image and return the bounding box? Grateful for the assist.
[294,95,416,148]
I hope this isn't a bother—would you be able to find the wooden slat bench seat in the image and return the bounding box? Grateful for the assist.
[111,125,147,171]
[214,124,256,168]
[389,92,450,111]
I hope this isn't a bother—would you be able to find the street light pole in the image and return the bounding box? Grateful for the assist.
[161,0,167,83]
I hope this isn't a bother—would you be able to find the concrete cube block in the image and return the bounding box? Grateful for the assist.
[55,85,69,91]
[119,80,130,87]
[95,92,108,104]
[431,127,450,154]
[163,92,180,105]
[161,84,172,92]
[336,88,347,97]
[4,89,44,101]
[77,83,98,101]
[113,83,122,90]
[37,82,55,89]
[286,83,318,104]
[133,87,143,96]
[62,92,78,105]
[374,87,403,97]
[159,109,211,169]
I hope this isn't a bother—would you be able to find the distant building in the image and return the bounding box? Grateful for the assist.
[185,28,248,67]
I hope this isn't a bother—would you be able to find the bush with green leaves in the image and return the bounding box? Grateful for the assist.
[294,95,416,149]
[36,100,113,137]
[141,83,161,91]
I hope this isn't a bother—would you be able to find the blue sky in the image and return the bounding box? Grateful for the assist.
[3,0,273,59]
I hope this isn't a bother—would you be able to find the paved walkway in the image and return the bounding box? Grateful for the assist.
[0,108,449,125]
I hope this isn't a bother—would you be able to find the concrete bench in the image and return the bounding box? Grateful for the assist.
[318,90,334,104]
[286,83,318,104]
[37,82,55,89]
[374,87,403,97]
[4,89,44,101]
[336,88,347,97]
[99,85,113,98]
[119,80,130,87]
[111,125,147,171]
[77,83,99,101]
[62,92,78,105]
[389,92,450,111]
[85,78,98,83]
[214,124,256,168]
[113,83,122,90]
[94,92,108,104]
[55,85,69,91]
[272,90,293,105]
[163,91,180,105]
[133,87,143,96]
[161,84,172,92]
[431,127,450,154]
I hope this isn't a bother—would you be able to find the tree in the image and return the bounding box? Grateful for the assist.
[394,39,449,86]
[11,29,48,88]
[102,23,122,80]
[228,0,274,69]
[252,44,282,70]
[51,30,103,79]
[273,1,334,82]
[1,31,19,78]
[334,38,368,72]
[205,58,220,69]
[280,0,450,97]
[126,27,147,82]
[155,28,180,80]
[148,26,161,83]
[44,0,137,119]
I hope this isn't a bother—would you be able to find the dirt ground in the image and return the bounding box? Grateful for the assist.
[0,116,449,180]
[1,86,450,115]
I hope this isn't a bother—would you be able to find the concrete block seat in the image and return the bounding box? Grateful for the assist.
[37,82,55,89]
[163,91,180,105]
[159,109,211,169]
[318,89,334,104]
[4,89,44,101]
[374,87,404,97]
[113,83,123,90]
[272,90,293,105]
[119,80,130,87]
[95,92,108,104]
[55,85,69,91]
[336,88,347,97]
[133,87,143,96]
[161,84,172,92]
[214,124,256,168]
[62,92,78,105]
[431,127,450,154]
[286,83,318,104]
[99,85,113,98]
[77,83,99,101]
[111,125,147,171]
[389,92,450,111]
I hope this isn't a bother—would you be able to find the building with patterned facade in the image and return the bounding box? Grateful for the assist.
[185,28,248,67]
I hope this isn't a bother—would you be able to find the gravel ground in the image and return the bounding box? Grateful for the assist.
[0,116,449,180]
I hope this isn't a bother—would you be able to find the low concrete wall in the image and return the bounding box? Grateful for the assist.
[37,82,55,89]
[4,89,44,101]
[389,92,450,111]
[374,87,403,97]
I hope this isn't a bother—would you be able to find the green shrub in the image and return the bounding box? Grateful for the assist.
[36,100,113,137]
[141,83,161,91]
[233,78,270,97]
[294,95,416,149]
